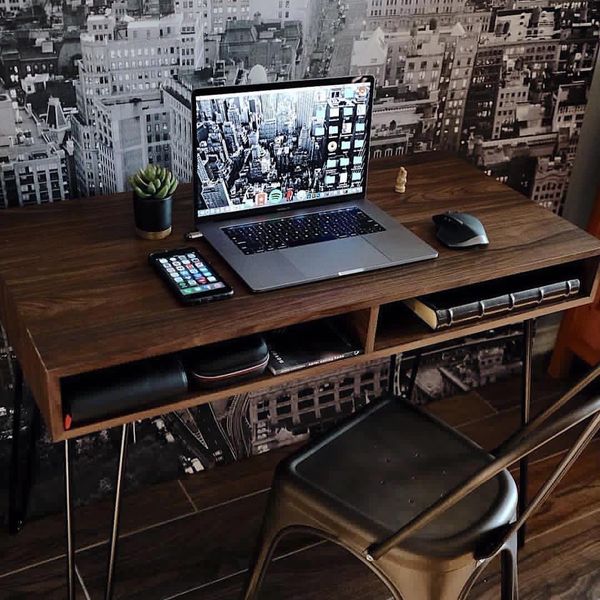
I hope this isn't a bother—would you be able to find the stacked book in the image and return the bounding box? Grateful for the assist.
[267,320,362,375]
[404,268,581,330]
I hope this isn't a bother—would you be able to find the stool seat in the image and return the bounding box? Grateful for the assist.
[286,397,518,559]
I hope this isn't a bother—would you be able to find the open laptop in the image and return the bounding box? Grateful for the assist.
[192,76,438,292]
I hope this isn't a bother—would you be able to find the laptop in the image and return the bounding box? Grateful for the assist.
[192,75,438,292]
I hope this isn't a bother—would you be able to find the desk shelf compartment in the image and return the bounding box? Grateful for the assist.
[57,308,380,439]
[373,258,599,357]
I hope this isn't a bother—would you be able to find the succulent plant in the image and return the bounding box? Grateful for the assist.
[129,165,178,200]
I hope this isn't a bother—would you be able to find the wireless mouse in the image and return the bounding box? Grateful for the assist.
[432,212,489,248]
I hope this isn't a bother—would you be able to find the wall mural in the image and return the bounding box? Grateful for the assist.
[1,0,596,516]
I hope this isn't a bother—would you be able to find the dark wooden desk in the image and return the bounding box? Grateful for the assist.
[2,152,600,598]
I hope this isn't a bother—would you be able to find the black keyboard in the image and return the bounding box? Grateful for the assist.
[222,207,386,255]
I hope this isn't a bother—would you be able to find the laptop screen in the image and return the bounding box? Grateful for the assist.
[193,78,373,222]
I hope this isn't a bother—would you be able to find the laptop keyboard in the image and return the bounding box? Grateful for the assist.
[222,207,386,255]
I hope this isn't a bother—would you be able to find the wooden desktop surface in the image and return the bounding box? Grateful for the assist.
[1,152,600,440]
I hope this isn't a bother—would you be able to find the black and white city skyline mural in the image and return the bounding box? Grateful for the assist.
[0,0,597,213]
[0,0,597,517]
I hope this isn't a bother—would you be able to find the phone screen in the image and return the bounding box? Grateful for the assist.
[150,248,233,304]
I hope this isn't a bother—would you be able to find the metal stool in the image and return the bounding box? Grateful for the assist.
[242,365,600,600]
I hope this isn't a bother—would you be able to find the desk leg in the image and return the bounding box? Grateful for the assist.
[8,361,24,534]
[388,353,421,401]
[518,319,535,548]
[406,352,422,403]
[105,423,130,600]
[389,353,400,395]
[8,362,40,535]
[64,438,76,600]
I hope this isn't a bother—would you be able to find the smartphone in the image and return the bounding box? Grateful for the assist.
[149,247,234,304]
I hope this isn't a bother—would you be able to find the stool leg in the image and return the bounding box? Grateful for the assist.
[242,501,286,600]
[501,535,519,600]
[518,319,534,548]
[64,438,76,600]
[105,423,130,600]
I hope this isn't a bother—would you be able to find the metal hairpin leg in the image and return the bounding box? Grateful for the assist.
[8,361,40,535]
[23,403,40,513]
[105,423,130,600]
[388,352,421,400]
[518,319,534,548]
[388,354,398,395]
[65,438,76,600]
[8,360,24,534]
[406,352,422,402]
[64,422,130,600]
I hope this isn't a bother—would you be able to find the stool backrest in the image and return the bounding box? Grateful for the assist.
[366,364,600,562]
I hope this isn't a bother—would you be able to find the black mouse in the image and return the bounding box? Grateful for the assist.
[432,212,489,248]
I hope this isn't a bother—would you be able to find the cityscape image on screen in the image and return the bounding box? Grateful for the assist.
[194,80,372,219]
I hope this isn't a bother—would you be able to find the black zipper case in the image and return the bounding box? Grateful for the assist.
[186,335,269,389]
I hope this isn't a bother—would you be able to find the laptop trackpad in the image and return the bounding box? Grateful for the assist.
[284,238,388,277]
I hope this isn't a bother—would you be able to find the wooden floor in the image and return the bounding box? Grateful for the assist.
[1,370,599,599]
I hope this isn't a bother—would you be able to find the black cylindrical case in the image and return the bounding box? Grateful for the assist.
[62,355,188,429]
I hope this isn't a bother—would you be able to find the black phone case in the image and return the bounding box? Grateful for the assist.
[149,247,233,305]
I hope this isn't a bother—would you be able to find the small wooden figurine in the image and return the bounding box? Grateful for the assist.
[394,166,407,193]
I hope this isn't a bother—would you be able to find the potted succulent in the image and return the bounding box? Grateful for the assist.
[130,165,179,240]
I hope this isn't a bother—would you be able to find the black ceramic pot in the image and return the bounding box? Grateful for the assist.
[133,194,173,240]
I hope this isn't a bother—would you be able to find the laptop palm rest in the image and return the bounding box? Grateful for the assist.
[283,238,389,278]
